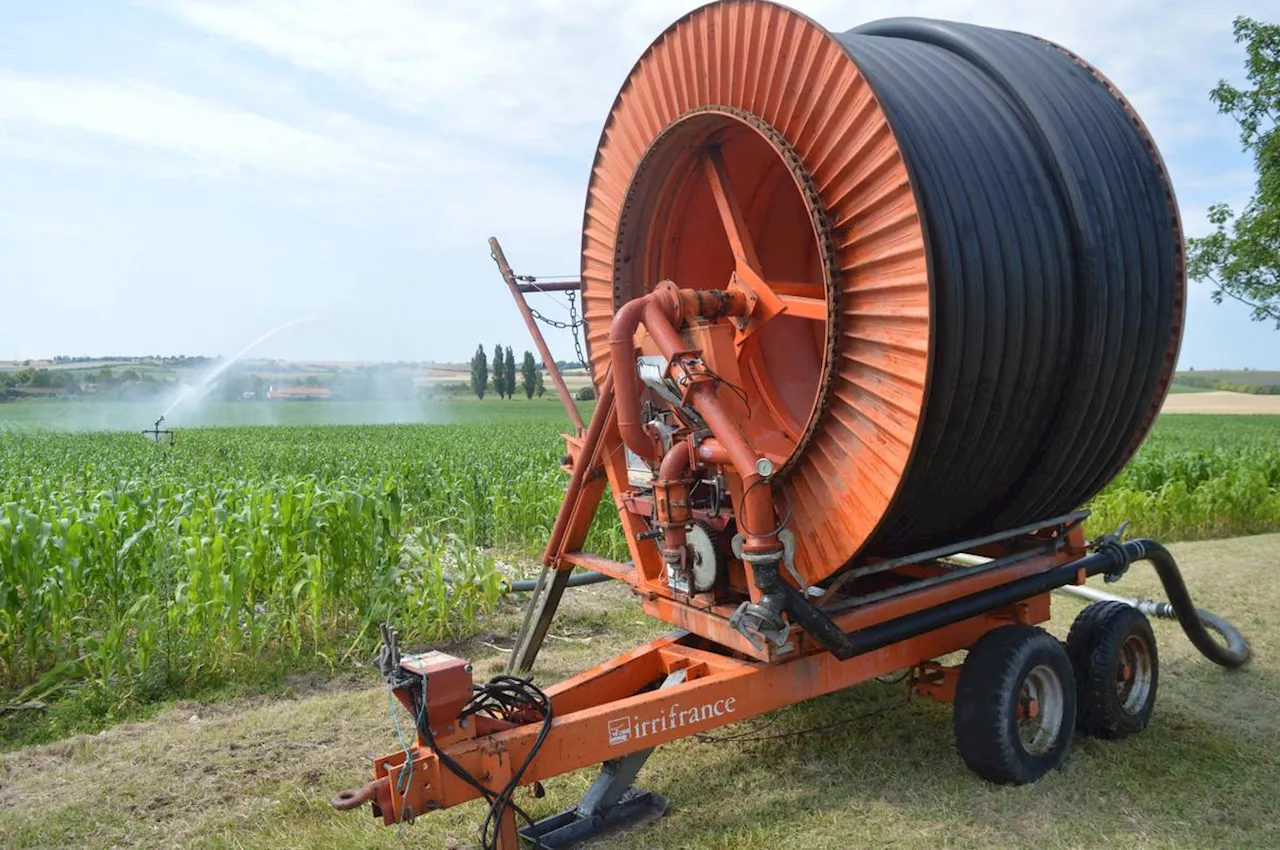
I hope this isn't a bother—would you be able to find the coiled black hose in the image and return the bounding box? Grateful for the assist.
[836,20,1180,553]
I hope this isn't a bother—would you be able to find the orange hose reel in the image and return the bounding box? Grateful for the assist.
[333,3,1194,847]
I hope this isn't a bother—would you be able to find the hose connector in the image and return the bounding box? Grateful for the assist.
[728,556,792,653]
[1091,520,1133,583]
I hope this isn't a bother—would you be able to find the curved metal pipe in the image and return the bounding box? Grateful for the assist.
[606,283,777,553]
[608,287,682,463]
[657,439,692,481]
[657,440,693,560]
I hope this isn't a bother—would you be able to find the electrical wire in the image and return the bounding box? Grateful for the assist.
[397,669,554,850]
[385,683,416,835]
[460,675,556,848]
[734,474,794,539]
[701,363,751,412]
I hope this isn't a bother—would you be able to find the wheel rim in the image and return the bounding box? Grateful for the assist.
[1116,634,1154,714]
[1017,664,1065,755]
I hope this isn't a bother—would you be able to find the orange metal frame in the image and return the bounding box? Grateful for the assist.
[337,236,1094,848]
[335,342,1088,843]
[346,591,1061,834]
[341,544,1076,841]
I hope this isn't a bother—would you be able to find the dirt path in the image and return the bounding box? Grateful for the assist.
[1161,390,1280,414]
[3,537,1279,849]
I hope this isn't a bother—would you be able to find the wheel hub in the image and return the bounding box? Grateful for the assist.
[1115,634,1154,714]
[1017,664,1065,756]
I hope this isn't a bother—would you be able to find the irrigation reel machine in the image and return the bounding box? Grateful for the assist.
[333,3,1252,847]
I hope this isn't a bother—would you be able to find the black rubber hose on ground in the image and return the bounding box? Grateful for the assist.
[509,571,611,593]
[1125,539,1251,668]
[1195,607,1252,664]
[440,570,612,593]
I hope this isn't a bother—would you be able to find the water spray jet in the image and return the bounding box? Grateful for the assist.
[154,314,320,427]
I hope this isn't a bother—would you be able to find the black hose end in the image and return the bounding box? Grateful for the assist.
[1196,607,1252,668]
[1122,539,1251,670]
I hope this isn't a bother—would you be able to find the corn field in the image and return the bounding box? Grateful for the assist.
[0,421,624,706]
[1,413,1276,708]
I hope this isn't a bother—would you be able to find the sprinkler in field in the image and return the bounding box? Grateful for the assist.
[141,415,175,446]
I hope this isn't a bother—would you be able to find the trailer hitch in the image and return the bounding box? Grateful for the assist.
[331,778,386,812]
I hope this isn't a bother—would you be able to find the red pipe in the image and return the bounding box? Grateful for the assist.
[657,439,692,486]
[694,438,732,466]
[656,440,692,561]
[608,282,779,554]
[608,288,682,463]
[690,396,777,552]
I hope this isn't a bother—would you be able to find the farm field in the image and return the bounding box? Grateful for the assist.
[1160,391,1280,414]
[1174,369,1280,386]
[1,533,1277,849]
[2,405,1277,747]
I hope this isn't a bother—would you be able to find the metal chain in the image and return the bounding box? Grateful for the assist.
[527,288,587,367]
[568,290,586,368]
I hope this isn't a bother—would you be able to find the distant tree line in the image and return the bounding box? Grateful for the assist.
[1174,374,1280,394]
[469,345,547,400]
[0,366,175,402]
[49,354,218,367]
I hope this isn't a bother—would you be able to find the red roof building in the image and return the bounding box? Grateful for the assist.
[266,385,332,401]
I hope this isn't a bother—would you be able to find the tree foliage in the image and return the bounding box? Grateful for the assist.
[520,351,538,399]
[470,344,488,399]
[503,347,516,401]
[1186,16,1280,327]
[491,344,504,398]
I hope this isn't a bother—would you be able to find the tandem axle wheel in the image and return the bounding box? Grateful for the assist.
[948,607,1160,786]
[954,625,1078,785]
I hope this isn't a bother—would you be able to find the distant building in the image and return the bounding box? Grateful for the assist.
[266,385,331,401]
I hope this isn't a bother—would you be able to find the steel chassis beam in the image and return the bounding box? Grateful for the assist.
[353,579,1055,842]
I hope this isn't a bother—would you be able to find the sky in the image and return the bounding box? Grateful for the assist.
[1,0,1277,369]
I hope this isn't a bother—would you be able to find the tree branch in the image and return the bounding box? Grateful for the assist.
[1202,273,1280,323]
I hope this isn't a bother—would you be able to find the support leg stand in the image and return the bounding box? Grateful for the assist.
[518,670,683,847]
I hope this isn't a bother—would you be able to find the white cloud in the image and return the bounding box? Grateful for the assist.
[3,0,1276,364]
[0,208,94,240]
[153,0,724,153]
[0,72,392,180]
[8,1,1269,200]
[150,0,1269,154]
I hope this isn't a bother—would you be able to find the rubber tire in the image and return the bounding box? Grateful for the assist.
[954,625,1077,785]
[1065,601,1159,739]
